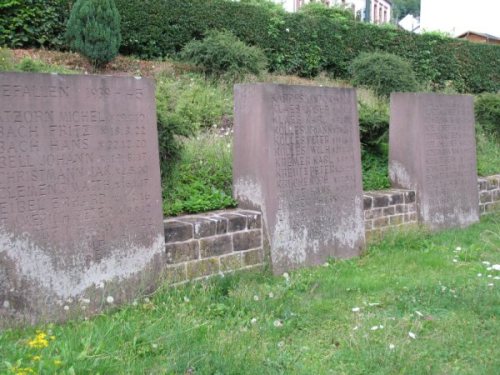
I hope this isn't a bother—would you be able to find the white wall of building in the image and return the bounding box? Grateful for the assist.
[420,0,500,37]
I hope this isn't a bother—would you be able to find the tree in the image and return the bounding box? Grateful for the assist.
[392,0,420,21]
[65,0,121,69]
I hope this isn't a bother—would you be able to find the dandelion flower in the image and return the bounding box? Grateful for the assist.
[63,305,69,311]
[27,332,49,349]
[106,296,114,304]
[31,355,41,361]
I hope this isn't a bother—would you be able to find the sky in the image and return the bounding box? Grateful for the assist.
[420,0,500,37]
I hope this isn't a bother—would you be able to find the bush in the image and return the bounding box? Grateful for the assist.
[180,30,267,79]
[163,131,236,216]
[475,93,500,140]
[358,100,389,148]
[350,52,419,98]
[65,0,121,68]
[0,0,70,49]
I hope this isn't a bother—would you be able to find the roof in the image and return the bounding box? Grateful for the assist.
[457,31,500,41]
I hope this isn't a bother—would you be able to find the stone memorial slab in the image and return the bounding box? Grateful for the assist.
[233,84,365,274]
[389,93,479,229]
[0,72,164,326]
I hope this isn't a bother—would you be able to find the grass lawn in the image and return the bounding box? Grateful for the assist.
[1,213,499,374]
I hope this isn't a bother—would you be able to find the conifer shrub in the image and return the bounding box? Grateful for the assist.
[350,52,419,98]
[65,0,121,68]
[180,30,267,80]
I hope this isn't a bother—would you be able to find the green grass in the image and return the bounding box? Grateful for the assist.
[2,214,499,374]
[476,127,500,177]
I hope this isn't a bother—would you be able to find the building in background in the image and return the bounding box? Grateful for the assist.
[420,0,500,38]
[275,0,392,24]
[457,31,500,45]
[398,14,420,33]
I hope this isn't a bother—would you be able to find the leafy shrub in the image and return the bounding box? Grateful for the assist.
[358,100,389,148]
[65,0,121,68]
[350,52,419,98]
[163,132,236,216]
[0,0,70,49]
[16,57,76,74]
[362,150,390,191]
[475,93,500,140]
[180,30,267,79]
[299,2,355,21]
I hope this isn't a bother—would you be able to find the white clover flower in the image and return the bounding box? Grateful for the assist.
[274,319,283,327]
[408,332,416,339]
[277,341,285,348]
[455,246,462,251]
[488,283,494,287]
[488,275,492,278]
[492,264,500,271]
[251,318,257,324]
[283,273,290,280]
[253,295,260,301]
[285,28,290,32]
[352,307,361,312]
[453,259,458,263]
[106,296,114,304]
[389,344,395,350]
[370,326,379,331]
[477,273,483,277]
[132,300,138,306]
[268,292,274,298]
[482,261,491,266]
[151,343,158,349]
[353,326,359,330]
[494,276,500,280]
[183,296,190,303]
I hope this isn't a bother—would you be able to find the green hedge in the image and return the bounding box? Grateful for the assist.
[113,0,499,93]
[2,0,499,93]
[0,0,71,49]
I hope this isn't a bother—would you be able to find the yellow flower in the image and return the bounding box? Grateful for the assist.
[27,331,49,349]
[12,367,34,375]
[54,360,62,366]
[50,336,56,341]
[31,355,41,361]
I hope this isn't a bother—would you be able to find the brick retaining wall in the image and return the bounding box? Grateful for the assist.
[163,175,500,282]
[162,210,264,284]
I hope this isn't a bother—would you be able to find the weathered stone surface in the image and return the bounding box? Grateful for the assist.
[187,258,219,279]
[233,230,262,251]
[164,220,193,242]
[373,195,390,208]
[220,213,247,232]
[233,84,365,274]
[363,196,373,210]
[206,214,229,234]
[178,217,216,239]
[162,264,187,284]
[0,72,164,327]
[165,241,199,264]
[389,93,479,229]
[199,235,232,258]
[242,249,264,266]
[220,253,242,272]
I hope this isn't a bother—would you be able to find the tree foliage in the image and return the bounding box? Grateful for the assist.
[65,0,121,68]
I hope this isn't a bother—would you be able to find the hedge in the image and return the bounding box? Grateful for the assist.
[0,0,71,49]
[1,0,499,93]
[113,0,499,93]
